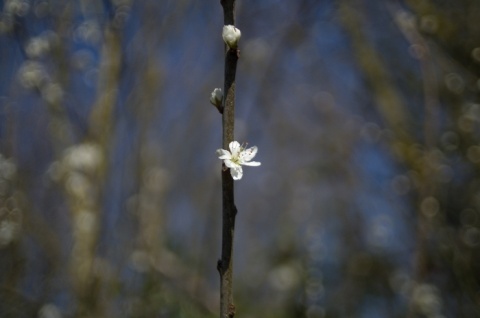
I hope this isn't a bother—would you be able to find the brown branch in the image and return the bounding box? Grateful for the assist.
[218,1,238,317]
[221,0,235,25]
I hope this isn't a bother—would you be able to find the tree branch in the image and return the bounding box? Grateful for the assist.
[218,1,238,317]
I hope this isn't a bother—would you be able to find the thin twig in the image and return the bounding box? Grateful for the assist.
[218,1,238,317]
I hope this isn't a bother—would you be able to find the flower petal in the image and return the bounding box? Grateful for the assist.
[229,141,241,157]
[240,146,258,162]
[224,159,240,169]
[242,160,261,166]
[230,166,243,180]
[217,149,231,159]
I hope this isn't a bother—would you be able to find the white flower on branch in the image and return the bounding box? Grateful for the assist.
[217,141,261,180]
[210,88,223,108]
[222,25,241,49]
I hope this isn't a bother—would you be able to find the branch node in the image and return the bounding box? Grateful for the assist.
[226,48,240,59]
[228,304,236,317]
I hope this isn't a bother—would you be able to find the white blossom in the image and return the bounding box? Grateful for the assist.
[26,36,50,58]
[63,142,103,172]
[222,25,241,49]
[217,141,261,180]
[18,61,48,89]
[210,88,223,108]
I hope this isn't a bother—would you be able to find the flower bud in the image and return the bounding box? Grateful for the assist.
[210,88,223,108]
[222,25,241,49]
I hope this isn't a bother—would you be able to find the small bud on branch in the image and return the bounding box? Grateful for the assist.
[222,25,241,49]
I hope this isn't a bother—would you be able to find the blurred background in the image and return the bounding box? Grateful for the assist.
[1,0,480,317]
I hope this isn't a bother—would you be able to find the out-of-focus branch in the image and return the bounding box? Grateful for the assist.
[339,2,410,138]
[340,1,445,316]
[67,21,122,318]
[387,6,441,317]
[338,1,432,173]
[388,5,439,148]
[89,26,122,145]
